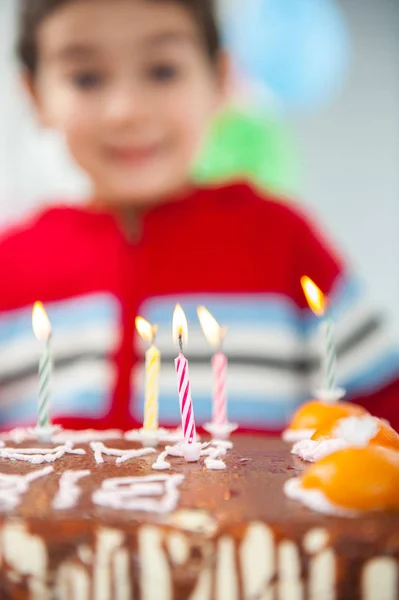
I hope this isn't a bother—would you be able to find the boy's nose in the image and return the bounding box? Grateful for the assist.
[102,84,150,128]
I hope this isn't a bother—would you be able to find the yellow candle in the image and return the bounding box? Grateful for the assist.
[144,344,160,430]
[136,317,160,431]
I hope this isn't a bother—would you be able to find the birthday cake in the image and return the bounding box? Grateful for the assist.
[0,431,397,600]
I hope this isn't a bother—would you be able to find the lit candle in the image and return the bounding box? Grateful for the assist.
[197,306,228,426]
[172,305,198,455]
[135,317,160,431]
[301,276,337,391]
[32,302,52,429]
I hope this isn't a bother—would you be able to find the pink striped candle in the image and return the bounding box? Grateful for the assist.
[212,352,228,425]
[197,306,228,426]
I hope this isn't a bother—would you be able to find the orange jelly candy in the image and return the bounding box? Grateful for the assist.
[312,418,399,451]
[302,446,399,511]
[289,400,366,431]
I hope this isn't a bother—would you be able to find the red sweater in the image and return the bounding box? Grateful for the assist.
[0,183,397,431]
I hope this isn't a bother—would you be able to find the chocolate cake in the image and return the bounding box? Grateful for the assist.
[0,433,397,600]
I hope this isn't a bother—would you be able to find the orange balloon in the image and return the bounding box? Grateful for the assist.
[289,400,366,431]
[302,446,399,511]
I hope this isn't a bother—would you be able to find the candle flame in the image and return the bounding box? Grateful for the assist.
[172,304,188,347]
[301,276,326,316]
[32,302,52,341]
[197,306,225,348]
[135,317,157,343]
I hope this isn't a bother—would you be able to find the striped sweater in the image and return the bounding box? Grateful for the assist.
[0,183,398,432]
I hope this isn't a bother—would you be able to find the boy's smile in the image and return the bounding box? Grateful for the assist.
[30,0,225,207]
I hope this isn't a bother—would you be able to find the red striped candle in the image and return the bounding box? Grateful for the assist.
[175,352,196,445]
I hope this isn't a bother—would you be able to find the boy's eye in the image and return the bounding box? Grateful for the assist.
[71,71,104,90]
[147,64,181,82]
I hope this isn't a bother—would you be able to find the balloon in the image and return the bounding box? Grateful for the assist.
[221,0,350,110]
[193,108,301,196]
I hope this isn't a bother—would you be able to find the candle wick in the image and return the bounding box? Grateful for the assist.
[178,334,184,354]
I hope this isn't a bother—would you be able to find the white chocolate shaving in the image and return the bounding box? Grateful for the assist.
[53,470,91,510]
[92,474,184,513]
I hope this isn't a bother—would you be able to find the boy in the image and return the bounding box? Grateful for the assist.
[0,0,397,432]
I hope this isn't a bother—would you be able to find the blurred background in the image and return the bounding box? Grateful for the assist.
[1,0,398,332]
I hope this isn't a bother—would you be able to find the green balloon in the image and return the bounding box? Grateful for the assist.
[193,108,301,196]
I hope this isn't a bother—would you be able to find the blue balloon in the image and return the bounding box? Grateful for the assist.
[222,0,350,110]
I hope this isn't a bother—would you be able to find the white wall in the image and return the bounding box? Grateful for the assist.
[289,0,399,332]
[0,0,398,331]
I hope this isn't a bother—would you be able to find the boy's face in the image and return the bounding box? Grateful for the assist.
[31,0,225,205]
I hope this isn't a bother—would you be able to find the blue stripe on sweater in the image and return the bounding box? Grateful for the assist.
[0,294,119,345]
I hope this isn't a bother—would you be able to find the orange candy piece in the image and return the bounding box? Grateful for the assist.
[289,400,366,431]
[302,446,399,511]
[312,418,399,451]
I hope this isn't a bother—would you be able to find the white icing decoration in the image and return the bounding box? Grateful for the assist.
[284,478,358,517]
[0,466,53,510]
[334,415,380,446]
[292,415,382,462]
[204,445,227,471]
[92,474,184,513]
[116,448,155,465]
[0,428,35,444]
[53,470,91,510]
[152,439,232,471]
[152,452,171,471]
[53,429,123,444]
[292,438,349,462]
[0,427,124,445]
[0,442,85,464]
[90,442,155,464]
[282,428,316,443]
[164,444,184,458]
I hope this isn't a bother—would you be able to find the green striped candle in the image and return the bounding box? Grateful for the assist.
[301,276,338,395]
[323,314,337,391]
[32,302,52,429]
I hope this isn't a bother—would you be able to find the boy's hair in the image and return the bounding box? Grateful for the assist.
[17,0,221,75]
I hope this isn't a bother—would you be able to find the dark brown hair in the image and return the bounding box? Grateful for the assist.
[17,0,221,75]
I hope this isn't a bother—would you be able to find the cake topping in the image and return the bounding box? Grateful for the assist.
[151,440,231,471]
[90,441,155,464]
[203,445,227,470]
[0,467,54,510]
[152,451,171,471]
[0,442,85,464]
[92,474,184,513]
[285,446,399,514]
[53,470,91,510]
[282,399,367,442]
[333,414,380,445]
[293,416,399,462]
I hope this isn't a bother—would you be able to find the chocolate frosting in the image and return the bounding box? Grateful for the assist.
[0,435,397,600]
